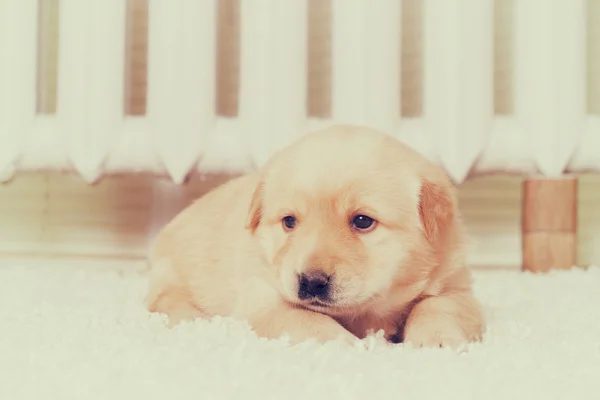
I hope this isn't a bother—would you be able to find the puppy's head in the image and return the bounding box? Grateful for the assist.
[245,125,459,316]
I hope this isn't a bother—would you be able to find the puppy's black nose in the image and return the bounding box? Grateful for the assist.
[298,271,330,300]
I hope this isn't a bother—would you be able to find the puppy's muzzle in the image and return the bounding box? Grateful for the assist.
[298,271,330,300]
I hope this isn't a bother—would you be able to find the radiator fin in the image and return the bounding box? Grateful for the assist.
[146,1,216,183]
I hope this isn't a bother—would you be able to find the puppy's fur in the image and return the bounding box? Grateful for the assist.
[146,125,485,347]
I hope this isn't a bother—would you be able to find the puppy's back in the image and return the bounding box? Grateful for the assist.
[146,173,261,317]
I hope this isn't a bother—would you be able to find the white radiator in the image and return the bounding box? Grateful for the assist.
[0,0,598,185]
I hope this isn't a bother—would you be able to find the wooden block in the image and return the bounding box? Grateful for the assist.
[522,177,577,233]
[521,177,578,273]
[522,232,576,273]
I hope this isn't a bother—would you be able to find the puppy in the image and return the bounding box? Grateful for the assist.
[146,125,485,348]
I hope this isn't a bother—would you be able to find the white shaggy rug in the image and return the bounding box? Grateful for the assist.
[1,261,599,400]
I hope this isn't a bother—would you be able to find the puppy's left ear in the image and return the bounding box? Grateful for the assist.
[245,181,264,232]
[418,179,456,250]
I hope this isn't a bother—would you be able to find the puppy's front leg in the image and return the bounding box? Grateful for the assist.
[403,291,485,349]
[249,304,359,345]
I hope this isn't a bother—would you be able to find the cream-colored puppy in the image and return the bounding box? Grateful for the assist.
[146,125,485,348]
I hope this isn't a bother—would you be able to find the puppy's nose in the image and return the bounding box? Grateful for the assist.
[298,271,330,300]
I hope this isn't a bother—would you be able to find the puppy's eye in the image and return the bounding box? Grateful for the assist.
[282,215,297,231]
[351,215,376,232]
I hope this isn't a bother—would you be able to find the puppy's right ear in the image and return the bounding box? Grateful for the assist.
[245,181,264,232]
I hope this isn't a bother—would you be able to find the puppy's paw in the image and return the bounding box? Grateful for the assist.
[403,321,467,350]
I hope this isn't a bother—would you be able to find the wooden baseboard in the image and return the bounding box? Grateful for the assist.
[2,171,600,269]
[0,172,233,260]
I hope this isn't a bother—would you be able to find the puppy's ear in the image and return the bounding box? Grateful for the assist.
[418,179,456,249]
[245,181,264,232]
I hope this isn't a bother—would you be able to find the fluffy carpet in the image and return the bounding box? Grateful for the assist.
[1,262,599,400]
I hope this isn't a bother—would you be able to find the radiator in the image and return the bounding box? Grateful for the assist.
[2,0,598,185]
